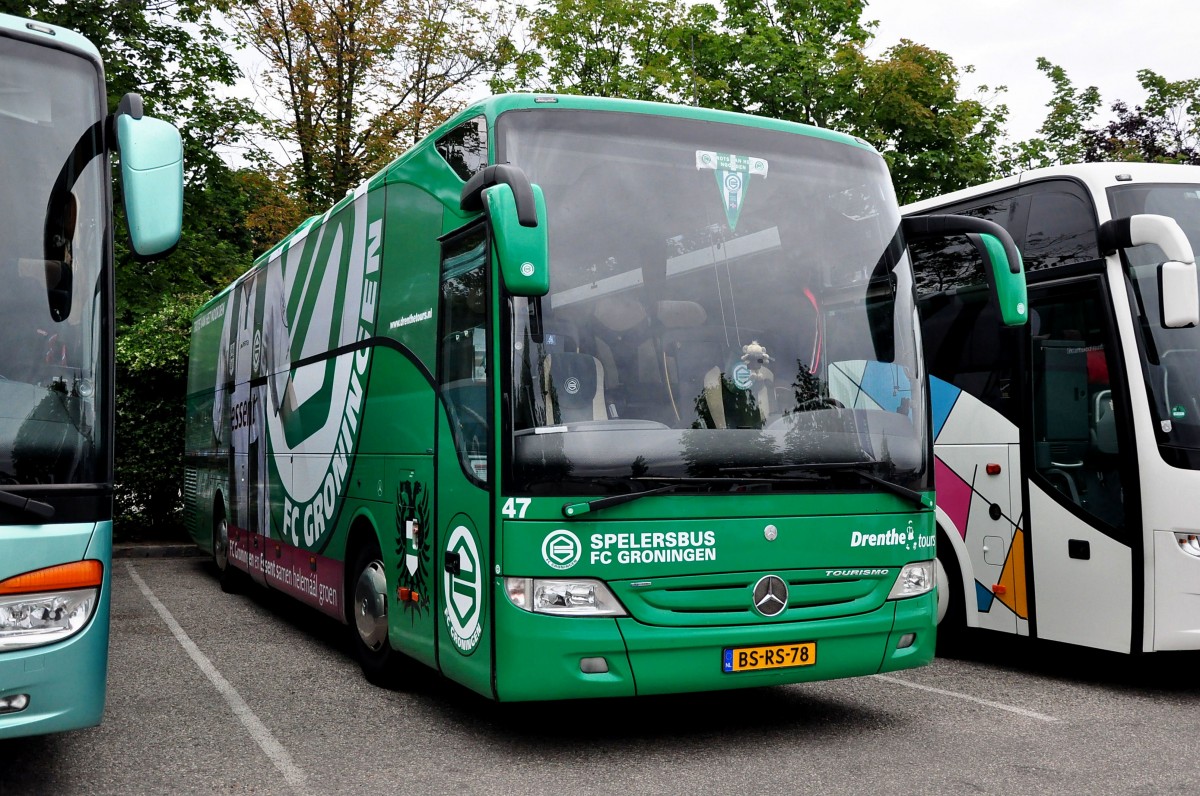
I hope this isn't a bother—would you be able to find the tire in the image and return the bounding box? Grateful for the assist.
[213,499,242,594]
[934,539,969,656]
[347,538,407,687]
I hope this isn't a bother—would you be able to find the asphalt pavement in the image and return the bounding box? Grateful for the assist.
[4,556,1200,795]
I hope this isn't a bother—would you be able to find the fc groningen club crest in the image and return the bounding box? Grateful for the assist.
[696,150,769,231]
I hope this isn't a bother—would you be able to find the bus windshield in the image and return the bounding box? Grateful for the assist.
[1111,183,1200,462]
[0,36,107,487]
[499,109,926,495]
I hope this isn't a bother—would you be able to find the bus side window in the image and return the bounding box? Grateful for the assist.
[1023,191,1100,272]
[911,234,1018,423]
[439,226,490,483]
[435,116,489,181]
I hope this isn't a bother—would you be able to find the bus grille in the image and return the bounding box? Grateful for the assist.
[608,568,896,627]
[182,467,199,530]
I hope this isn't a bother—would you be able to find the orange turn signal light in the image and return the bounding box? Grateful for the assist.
[991,584,1007,595]
[0,560,104,596]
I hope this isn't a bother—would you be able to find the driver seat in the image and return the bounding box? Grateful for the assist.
[543,352,608,424]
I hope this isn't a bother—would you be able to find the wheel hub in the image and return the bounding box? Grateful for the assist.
[215,518,229,571]
[354,560,388,650]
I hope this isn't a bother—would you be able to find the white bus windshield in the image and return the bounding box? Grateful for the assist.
[1112,183,1200,463]
[498,110,926,495]
[0,35,107,486]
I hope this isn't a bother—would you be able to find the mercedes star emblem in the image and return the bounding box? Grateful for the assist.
[752,575,789,617]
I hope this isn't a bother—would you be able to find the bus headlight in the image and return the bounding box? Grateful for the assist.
[887,561,935,600]
[0,561,103,651]
[504,578,627,616]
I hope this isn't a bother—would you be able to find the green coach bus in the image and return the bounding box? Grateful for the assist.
[183,94,1025,700]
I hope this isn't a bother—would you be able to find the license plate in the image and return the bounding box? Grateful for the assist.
[723,642,816,673]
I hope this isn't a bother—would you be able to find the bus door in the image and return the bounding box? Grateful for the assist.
[434,224,495,695]
[1024,277,1137,652]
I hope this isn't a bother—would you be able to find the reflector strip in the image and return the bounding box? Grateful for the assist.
[0,560,104,595]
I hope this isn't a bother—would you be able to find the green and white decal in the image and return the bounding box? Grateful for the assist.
[268,189,383,552]
[696,150,768,231]
[443,519,483,655]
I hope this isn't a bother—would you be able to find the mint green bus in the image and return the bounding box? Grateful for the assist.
[184,94,1024,699]
[0,13,182,737]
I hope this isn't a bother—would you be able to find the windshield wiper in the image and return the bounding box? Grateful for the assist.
[561,476,732,518]
[0,489,55,520]
[719,462,931,510]
[840,467,931,510]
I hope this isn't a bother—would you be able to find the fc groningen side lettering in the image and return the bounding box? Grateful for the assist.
[267,188,383,552]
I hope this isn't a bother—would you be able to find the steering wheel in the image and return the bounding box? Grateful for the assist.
[796,396,845,412]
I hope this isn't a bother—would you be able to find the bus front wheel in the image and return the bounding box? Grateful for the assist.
[934,540,969,655]
[347,539,407,687]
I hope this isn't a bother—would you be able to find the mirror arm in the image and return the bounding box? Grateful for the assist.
[460,164,538,227]
[902,214,1022,274]
[528,295,545,344]
[1099,215,1196,263]
[1097,217,1134,256]
[42,118,106,322]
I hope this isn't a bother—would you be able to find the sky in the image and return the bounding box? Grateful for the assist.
[865,0,1200,142]
[222,0,1200,166]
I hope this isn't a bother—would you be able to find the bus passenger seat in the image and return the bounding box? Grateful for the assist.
[543,352,608,424]
[1091,389,1118,455]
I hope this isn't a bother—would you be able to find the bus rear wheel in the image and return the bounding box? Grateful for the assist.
[347,539,407,687]
[213,500,242,594]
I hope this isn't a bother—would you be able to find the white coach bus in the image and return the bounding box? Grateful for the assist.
[904,163,1200,653]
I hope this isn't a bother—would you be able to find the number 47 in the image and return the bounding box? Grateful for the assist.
[501,497,532,519]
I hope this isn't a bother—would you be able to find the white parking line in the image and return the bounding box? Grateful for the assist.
[873,674,1059,722]
[125,563,309,793]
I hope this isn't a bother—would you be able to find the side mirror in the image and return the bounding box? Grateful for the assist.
[1158,261,1199,328]
[460,164,548,297]
[1100,214,1199,329]
[114,93,183,257]
[483,183,549,297]
[903,214,1028,327]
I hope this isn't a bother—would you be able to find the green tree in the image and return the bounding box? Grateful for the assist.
[710,0,872,128]
[1004,62,1200,171]
[517,0,1009,203]
[1082,70,1200,164]
[238,0,521,210]
[1000,58,1101,172]
[850,41,1008,204]
[524,0,691,101]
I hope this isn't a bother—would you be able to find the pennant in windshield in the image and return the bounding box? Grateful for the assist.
[696,151,768,231]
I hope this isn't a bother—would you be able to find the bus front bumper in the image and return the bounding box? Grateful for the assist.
[493,589,934,701]
[0,521,111,740]
[0,607,111,739]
